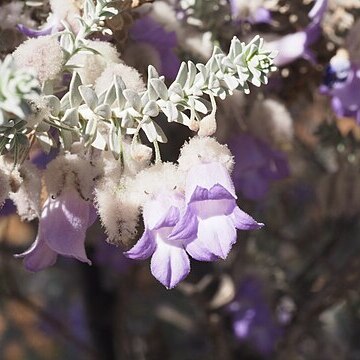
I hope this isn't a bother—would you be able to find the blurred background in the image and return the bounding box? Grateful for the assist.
[2,0,360,359]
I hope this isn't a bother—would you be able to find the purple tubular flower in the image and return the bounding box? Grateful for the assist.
[125,161,263,289]
[174,162,263,261]
[250,7,271,24]
[16,189,97,271]
[228,134,289,201]
[129,16,180,80]
[94,239,134,273]
[227,277,282,356]
[320,54,360,123]
[125,191,196,289]
[17,23,55,38]
[267,0,327,66]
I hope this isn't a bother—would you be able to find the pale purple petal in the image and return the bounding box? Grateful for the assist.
[17,23,54,38]
[88,203,98,227]
[124,230,156,260]
[42,190,91,264]
[331,97,345,116]
[153,206,180,230]
[309,0,327,22]
[250,8,271,24]
[150,241,190,289]
[168,208,198,241]
[191,215,237,260]
[185,236,219,262]
[231,207,264,230]
[189,184,235,203]
[15,236,57,272]
[267,32,307,67]
[143,192,183,230]
[185,163,237,203]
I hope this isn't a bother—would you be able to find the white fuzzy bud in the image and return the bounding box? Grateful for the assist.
[178,137,234,173]
[13,36,65,83]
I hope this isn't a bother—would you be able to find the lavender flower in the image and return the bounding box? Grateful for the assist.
[129,16,180,80]
[125,190,196,289]
[266,0,327,66]
[228,133,289,201]
[173,162,263,261]
[16,188,96,271]
[125,149,262,289]
[320,51,360,123]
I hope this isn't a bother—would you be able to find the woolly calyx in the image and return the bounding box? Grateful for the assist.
[178,137,234,173]
[9,162,41,221]
[95,63,146,95]
[95,177,140,247]
[44,152,104,201]
[13,35,64,83]
[129,162,182,206]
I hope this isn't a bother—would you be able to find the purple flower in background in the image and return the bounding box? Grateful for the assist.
[17,21,58,38]
[16,188,97,271]
[227,277,282,356]
[129,16,180,79]
[125,191,196,289]
[94,240,134,273]
[320,52,360,123]
[228,133,289,201]
[30,147,59,170]
[172,162,263,261]
[266,0,327,66]
[230,1,271,24]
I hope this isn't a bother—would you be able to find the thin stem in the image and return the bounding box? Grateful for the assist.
[153,139,162,164]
